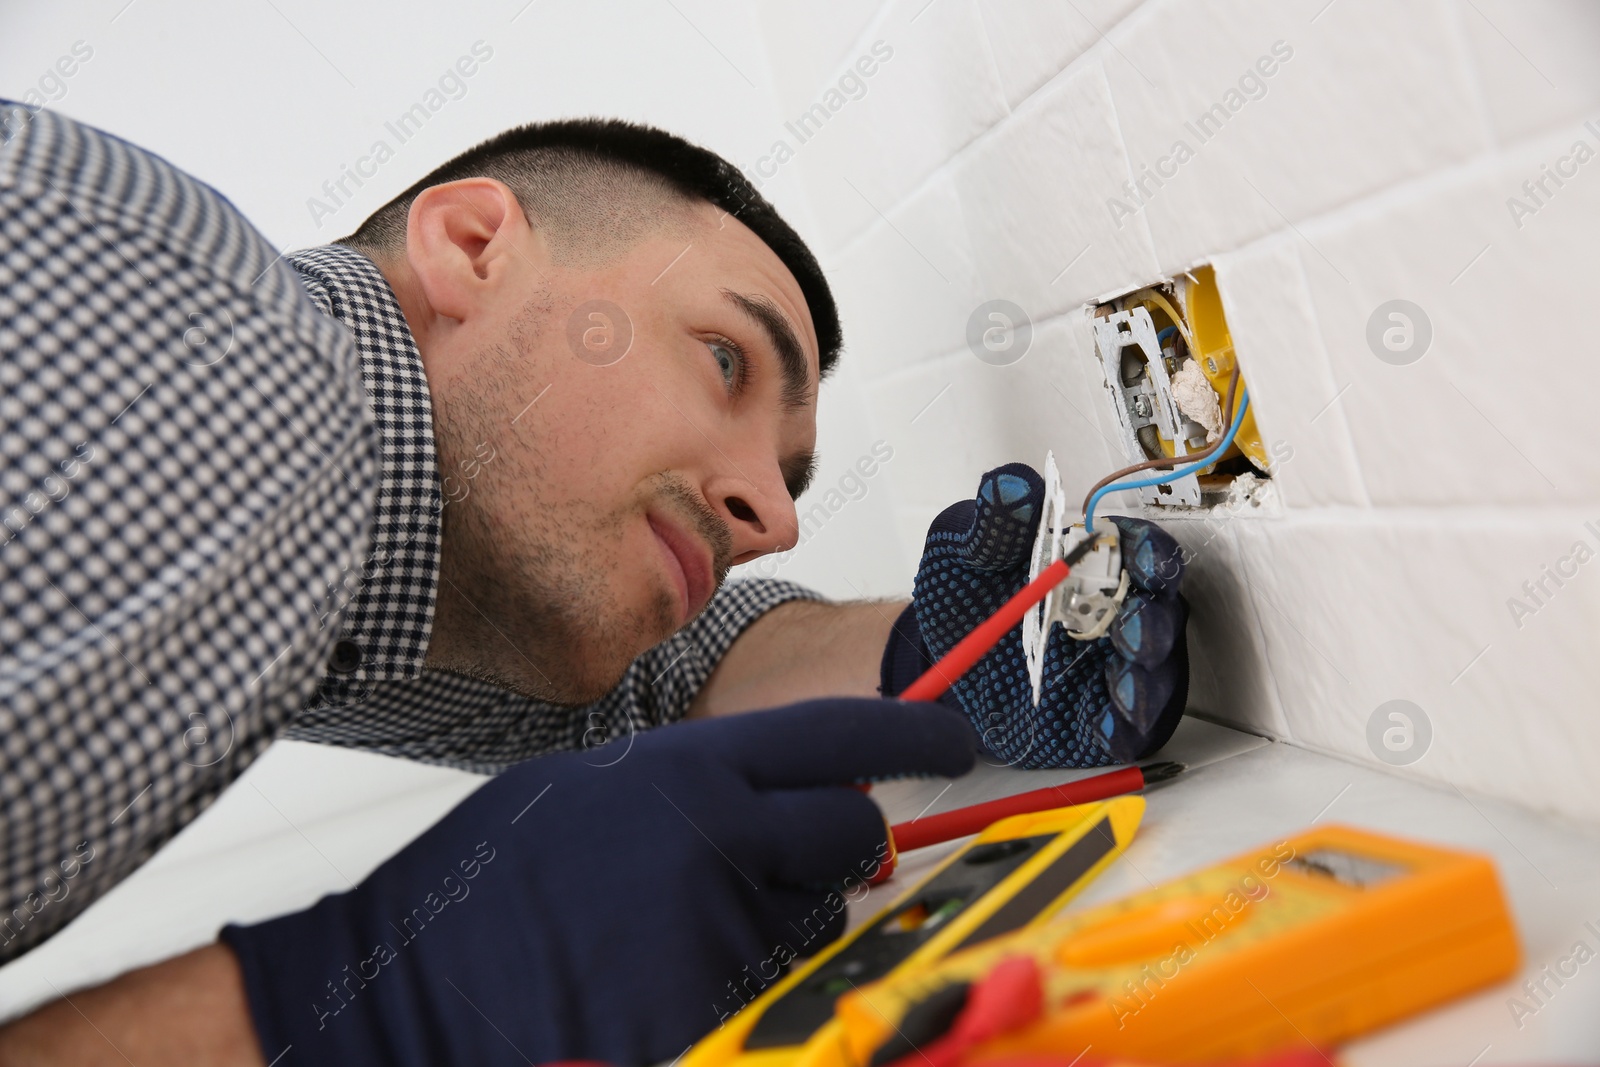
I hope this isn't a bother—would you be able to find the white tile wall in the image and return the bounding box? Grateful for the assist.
[762,0,1600,821]
[972,0,1143,109]
[1230,513,1600,819]
[756,0,886,118]
[827,168,985,381]
[863,314,1124,547]
[1452,0,1600,147]
[771,0,1010,256]
[1282,121,1600,507]
[952,57,1163,319]
[1104,0,1491,274]
[1156,517,1291,741]
[1210,236,1370,509]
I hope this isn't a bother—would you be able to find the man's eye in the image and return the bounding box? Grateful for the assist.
[707,339,743,389]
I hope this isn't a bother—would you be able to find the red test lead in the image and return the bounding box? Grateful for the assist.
[898,534,1104,704]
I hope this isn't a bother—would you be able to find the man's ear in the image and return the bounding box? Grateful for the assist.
[404,177,533,322]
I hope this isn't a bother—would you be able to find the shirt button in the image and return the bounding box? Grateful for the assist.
[329,639,363,674]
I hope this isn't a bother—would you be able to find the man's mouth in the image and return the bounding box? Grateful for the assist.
[647,512,714,624]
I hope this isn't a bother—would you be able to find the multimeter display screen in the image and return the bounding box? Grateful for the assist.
[743,819,1115,1049]
[1287,849,1404,889]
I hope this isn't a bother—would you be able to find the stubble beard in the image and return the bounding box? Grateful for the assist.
[426,312,713,705]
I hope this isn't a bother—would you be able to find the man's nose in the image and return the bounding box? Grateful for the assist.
[706,468,799,565]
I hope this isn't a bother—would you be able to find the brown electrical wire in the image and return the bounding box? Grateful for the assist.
[1081,366,1241,514]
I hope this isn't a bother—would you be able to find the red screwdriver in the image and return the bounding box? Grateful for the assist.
[889,759,1185,853]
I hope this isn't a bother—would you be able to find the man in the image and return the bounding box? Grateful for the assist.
[0,103,1187,1064]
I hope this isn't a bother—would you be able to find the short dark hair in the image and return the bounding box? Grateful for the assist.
[341,118,842,378]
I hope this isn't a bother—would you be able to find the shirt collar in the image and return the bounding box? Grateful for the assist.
[290,244,443,705]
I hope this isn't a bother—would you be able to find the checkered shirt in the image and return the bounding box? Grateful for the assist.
[1,104,378,962]
[0,106,820,963]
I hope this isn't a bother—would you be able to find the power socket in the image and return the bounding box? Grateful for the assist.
[1088,267,1268,509]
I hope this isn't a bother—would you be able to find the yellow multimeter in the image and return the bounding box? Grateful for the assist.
[830,824,1520,1066]
[682,797,1145,1067]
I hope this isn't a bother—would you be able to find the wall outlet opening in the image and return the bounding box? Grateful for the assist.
[1089,265,1269,510]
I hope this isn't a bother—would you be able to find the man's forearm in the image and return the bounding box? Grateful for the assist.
[689,598,907,718]
[0,943,264,1067]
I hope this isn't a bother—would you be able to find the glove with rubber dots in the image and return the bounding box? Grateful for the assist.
[880,462,1188,768]
[221,697,976,1066]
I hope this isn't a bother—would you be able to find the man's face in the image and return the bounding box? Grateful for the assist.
[409,193,820,704]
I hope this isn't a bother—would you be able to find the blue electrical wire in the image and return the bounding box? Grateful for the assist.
[1156,326,1177,342]
[1085,388,1250,532]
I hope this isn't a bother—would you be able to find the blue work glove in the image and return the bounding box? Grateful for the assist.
[880,462,1187,768]
[221,699,975,1066]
